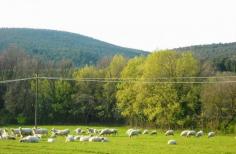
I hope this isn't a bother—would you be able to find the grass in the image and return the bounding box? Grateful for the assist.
[0,125,236,154]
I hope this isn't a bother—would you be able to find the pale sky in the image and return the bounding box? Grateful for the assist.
[0,0,236,51]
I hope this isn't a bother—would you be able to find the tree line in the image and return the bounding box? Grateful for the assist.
[0,46,236,133]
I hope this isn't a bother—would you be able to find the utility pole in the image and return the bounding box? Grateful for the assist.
[35,71,38,128]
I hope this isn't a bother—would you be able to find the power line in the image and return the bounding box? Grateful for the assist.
[0,76,236,84]
[0,77,34,84]
[38,76,236,84]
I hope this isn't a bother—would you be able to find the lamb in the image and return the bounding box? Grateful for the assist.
[51,128,70,136]
[186,130,196,137]
[208,132,216,138]
[142,129,149,134]
[196,130,204,137]
[32,128,48,135]
[47,138,55,143]
[168,139,176,145]
[79,136,91,142]
[19,135,40,143]
[65,135,75,142]
[180,130,189,136]
[165,130,174,136]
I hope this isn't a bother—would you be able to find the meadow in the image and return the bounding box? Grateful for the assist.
[0,125,236,154]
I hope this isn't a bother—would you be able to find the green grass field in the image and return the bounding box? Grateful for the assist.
[0,125,236,154]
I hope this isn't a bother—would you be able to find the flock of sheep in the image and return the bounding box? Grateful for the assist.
[0,127,216,145]
[0,127,117,143]
[126,128,216,145]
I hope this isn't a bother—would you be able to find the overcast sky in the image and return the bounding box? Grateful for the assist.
[0,0,236,51]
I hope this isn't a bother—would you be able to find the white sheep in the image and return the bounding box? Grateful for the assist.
[165,130,174,136]
[11,128,21,137]
[19,127,33,137]
[128,129,141,138]
[48,138,55,143]
[168,139,176,145]
[1,129,16,140]
[126,129,134,135]
[180,130,189,136]
[187,130,196,137]
[75,128,82,134]
[51,128,70,136]
[87,128,96,134]
[65,135,75,142]
[208,132,215,138]
[89,136,103,142]
[142,129,149,134]
[110,129,118,135]
[99,128,113,136]
[32,128,48,135]
[74,135,81,141]
[79,136,91,142]
[19,136,40,143]
[196,130,204,137]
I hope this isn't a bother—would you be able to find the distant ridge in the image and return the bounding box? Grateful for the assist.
[0,28,148,66]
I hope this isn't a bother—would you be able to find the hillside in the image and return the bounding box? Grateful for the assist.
[175,42,236,72]
[0,28,148,66]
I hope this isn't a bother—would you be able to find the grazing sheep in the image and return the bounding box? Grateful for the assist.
[208,132,216,138]
[187,130,196,137]
[79,136,91,142]
[110,129,118,135]
[19,136,40,143]
[1,129,16,140]
[65,135,75,142]
[128,129,141,138]
[19,127,33,137]
[87,128,96,134]
[165,130,174,136]
[47,138,55,143]
[74,135,81,141]
[142,129,149,134]
[168,139,176,145]
[51,128,70,136]
[89,136,103,142]
[196,130,204,137]
[150,130,157,135]
[32,128,48,135]
[126,129,134,135]
[89,136,109,142]
[180,130,189,136]
[99,129,111,136]
[11,128,21,137]
[75,128,82,134]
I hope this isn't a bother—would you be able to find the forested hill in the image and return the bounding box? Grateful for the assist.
[0,28,147,66]
[175,42,236,72]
